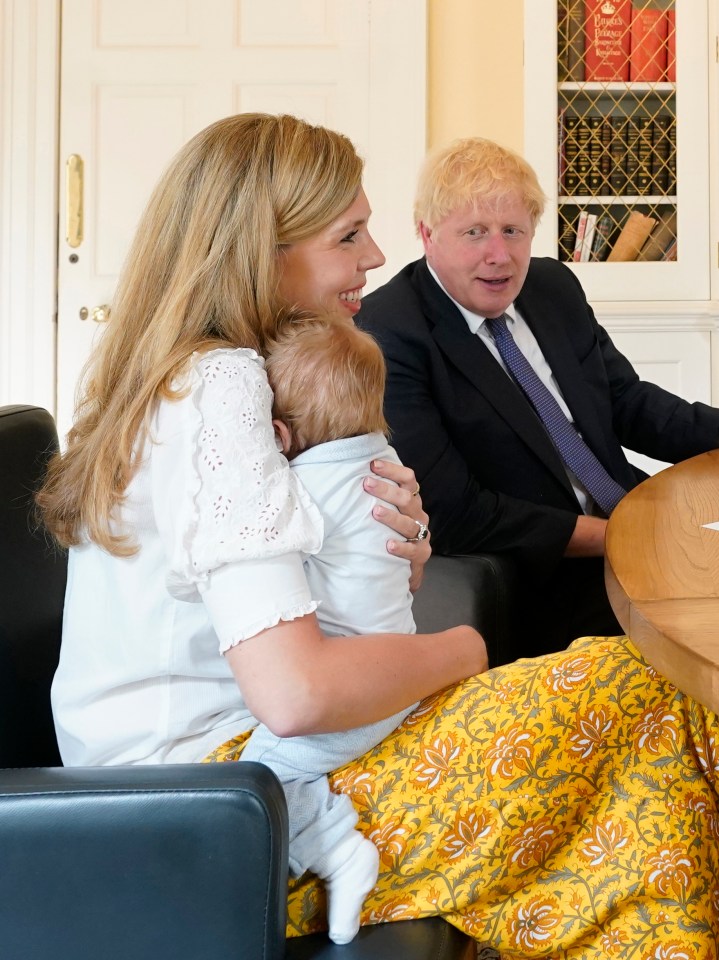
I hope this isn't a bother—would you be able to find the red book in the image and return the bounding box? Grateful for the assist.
[630,6,667,82]
[585,0,632,81]
[666,8,676,82]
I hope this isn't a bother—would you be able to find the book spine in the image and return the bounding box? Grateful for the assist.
[558,210,577,261]
[666,116,677,193]
[599,117,613,194]
[566,0,586,81]
[661,236,677,261]
[558,0,570,81]
[666,8,676,82]
[606,210,658,261]
[574,117,592,195]
[636,208,677,260]
[651,114,671,193]
[608,115,627,195]
[623,117,641,196]
[573,210,589,262]
[635,115,654,195]
[562,114,581,195]
[580,212,598,261]
[590,212,614,261]
[629,5,668,82]
[587,116,604,194]
[585,0,631,81]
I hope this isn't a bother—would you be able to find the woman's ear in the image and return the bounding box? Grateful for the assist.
[272,418,294,457]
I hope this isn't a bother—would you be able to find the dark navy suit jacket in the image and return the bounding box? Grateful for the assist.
[360,257,719,653]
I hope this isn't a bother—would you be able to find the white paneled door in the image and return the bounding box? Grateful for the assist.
[56,0,426,438]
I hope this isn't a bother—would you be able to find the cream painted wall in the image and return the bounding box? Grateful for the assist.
[428,0,524,152]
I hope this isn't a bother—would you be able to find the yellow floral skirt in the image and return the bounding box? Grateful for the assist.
[205,635,719,958]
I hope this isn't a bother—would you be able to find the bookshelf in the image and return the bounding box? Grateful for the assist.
[524,0,710,303]
[523,0,719,462]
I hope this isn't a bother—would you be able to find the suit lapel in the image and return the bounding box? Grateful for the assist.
[413,262,575,493]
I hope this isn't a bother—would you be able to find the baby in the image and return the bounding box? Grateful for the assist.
[239,315,417,945]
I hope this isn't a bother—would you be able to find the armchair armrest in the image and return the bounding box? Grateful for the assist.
[0,762,288,960]
[412,553,518,668]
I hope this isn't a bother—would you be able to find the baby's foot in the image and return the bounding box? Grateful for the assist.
[319,832,379,945]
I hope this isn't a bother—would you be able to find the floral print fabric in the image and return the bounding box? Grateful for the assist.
[206,635,719,958]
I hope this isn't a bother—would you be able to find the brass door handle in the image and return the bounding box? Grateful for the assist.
[79,304,111,322]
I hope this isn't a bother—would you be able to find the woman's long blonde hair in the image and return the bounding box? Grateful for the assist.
[38,113,363,554]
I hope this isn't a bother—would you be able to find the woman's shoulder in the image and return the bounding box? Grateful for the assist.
[193,345,266,383]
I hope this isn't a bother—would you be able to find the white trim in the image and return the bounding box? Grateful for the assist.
[0,0,59,414]
[365,0,426,288]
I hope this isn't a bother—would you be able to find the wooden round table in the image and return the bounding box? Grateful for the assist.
[605,448,719,714]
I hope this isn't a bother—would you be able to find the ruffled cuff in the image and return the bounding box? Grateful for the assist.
[198,552,319,651]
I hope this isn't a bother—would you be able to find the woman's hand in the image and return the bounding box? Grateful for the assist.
[364,459,430,592]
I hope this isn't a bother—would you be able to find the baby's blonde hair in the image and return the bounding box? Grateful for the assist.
[414,137,546,231]
[265,316,388,459]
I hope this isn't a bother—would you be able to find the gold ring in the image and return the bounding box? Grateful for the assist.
[412,483,420,497]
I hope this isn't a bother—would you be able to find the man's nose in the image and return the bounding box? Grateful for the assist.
[484,233,511,264]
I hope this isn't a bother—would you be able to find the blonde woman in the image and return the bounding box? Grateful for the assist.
[39,114,719,956]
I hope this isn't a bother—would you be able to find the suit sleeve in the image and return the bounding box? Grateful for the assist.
[597,324,719,462]
[361,297,579,572]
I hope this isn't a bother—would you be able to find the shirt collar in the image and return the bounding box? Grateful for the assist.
[426,261,517,334]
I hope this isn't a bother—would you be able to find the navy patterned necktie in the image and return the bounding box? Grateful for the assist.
[485,314,626,516]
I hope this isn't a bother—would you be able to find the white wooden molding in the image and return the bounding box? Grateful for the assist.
[0,0,59,413]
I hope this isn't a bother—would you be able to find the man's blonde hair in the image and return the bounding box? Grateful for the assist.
[38,113,364,553]
[265,316,388,459]
[414,137,546,230]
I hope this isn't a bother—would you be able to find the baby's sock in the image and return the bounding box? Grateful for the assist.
[313,830,379,945]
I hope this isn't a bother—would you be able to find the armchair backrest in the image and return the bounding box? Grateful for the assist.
[0,405,66,766]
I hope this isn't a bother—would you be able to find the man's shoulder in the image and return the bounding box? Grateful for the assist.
[360,259,427,325]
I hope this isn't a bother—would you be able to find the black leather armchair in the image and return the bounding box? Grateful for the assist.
[0,404,512,960]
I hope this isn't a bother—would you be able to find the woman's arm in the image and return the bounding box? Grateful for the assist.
[366,459,430,591]
[225,613,486,738]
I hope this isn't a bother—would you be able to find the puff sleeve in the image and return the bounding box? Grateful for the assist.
[152,348,324,646]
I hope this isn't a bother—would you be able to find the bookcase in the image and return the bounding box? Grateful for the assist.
[523,0,719,459]
[523,0,711,303]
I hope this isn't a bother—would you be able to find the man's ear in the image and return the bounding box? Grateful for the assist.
[272,418,293,457]
[418,221,433,256]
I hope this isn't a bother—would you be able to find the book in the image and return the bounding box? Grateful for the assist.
[635,115,654,195]
[558,0,586,81]
[580,212,598,261]
[607,115,627,194]
[629,4,668,82]
[558,211,578,261]
[585,0,632,81]
[590,212,615,260]
[637,208,677,260]
[651,114,672,193]
[606,210,658,261]
[661,236,677,261]
[587,115,605,193]
[666,7,676,81]
[666,116,677,193]
[599,117,614,193]
[573,117,593,195]
[573,210,590,262]
[623,117,642,195]
[561,114,581,194]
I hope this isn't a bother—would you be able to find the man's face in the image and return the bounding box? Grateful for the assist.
[419,191,535,319]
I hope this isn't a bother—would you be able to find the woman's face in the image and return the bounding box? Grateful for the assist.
[278,189,385,319]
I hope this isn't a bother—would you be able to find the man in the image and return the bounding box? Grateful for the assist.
[359,137,719,659]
